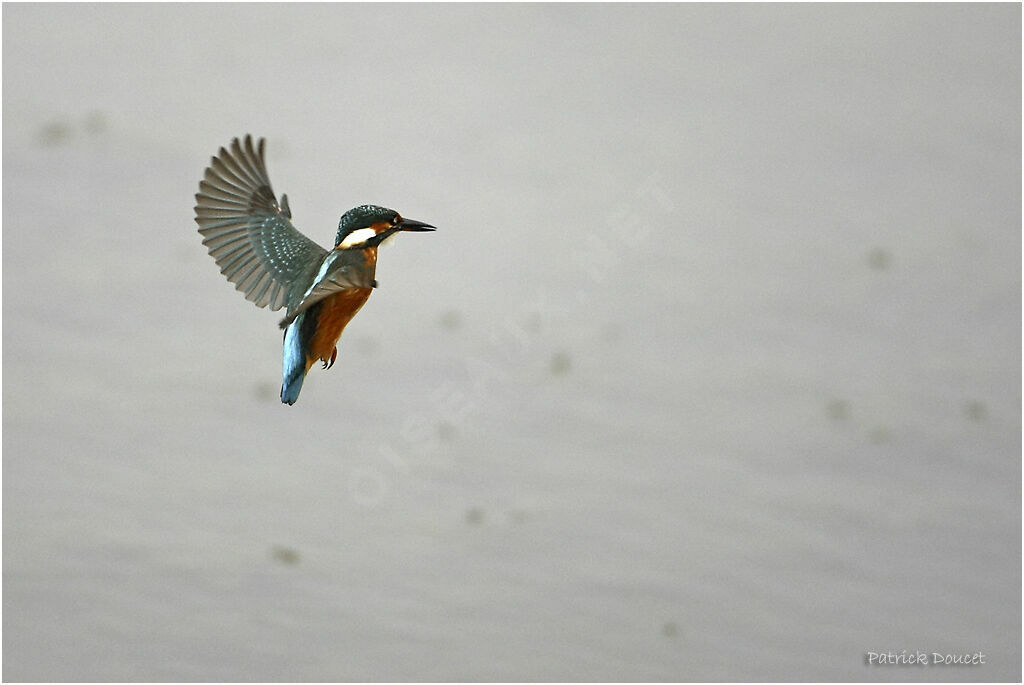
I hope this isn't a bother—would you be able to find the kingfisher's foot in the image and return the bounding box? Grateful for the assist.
[323,347,337,370]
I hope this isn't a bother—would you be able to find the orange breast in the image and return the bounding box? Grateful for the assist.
[306,288,373,370]
[305,247,377,371]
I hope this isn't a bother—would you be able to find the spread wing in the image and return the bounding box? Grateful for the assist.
[194,135,327,311]
[277,251,377,329]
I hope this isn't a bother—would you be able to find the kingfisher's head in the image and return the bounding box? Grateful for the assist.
[335,204,435,249]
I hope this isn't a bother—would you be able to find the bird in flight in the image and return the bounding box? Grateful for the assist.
[194,135,435,405]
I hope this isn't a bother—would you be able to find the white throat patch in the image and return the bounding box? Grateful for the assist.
[339,227,377,249]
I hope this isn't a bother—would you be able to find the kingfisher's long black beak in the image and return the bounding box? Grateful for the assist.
[367,218,436,247]
[396,217,435,232]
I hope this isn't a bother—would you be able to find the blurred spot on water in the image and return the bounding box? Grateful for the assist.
[508,509,528,524]
[253,381,277,401]
[38,120,72,146]
[437,421,457,441]
[438,309,462,331]
[84,111,107,135]
[661,621,679,638]
[826,399,849,421]
[269,545,300,565]
[465,507,484,525]
[964,400,988,422]
[868,426,892,444]
[867,247,891,271]
[550,351,571,376]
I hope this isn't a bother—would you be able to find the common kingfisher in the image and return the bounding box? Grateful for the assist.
[193,135,435,405]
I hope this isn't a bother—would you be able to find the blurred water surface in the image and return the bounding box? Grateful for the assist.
[3,3,1020,681]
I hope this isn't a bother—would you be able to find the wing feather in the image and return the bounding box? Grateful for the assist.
[194,135,327,311]
[276,251,376,328]
[196,182,246,205]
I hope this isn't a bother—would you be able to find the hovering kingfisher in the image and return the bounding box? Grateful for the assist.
[194,135,435,405]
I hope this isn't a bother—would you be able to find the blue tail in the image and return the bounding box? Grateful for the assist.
[280,312,308,405]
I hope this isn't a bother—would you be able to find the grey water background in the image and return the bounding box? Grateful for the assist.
[3,3,1020,681]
